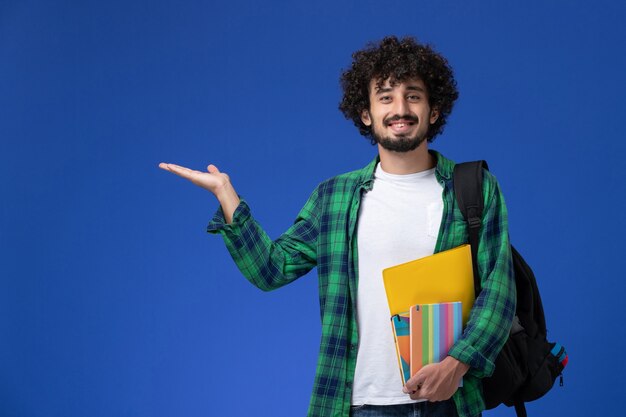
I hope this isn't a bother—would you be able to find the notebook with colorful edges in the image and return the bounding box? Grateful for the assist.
[390,312,411,384]
[409,302,463,384]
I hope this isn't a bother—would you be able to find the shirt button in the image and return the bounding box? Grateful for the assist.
[350,344,357,351]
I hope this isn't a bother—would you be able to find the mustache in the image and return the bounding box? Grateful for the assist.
[384,114,420,126]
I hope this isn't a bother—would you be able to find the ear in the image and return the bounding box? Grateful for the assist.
[429,107,440,124]
[361,109,372,126]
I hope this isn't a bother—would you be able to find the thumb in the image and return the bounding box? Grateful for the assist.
[207,164,220,174]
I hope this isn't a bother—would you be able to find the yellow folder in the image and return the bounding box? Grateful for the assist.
[382,244,475,325]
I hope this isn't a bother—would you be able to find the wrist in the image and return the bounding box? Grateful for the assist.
[444,356,470,378]
[214,179,235,200]
[214,181,240,225]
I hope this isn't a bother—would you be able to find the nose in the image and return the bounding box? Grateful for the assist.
[392,97,409,116]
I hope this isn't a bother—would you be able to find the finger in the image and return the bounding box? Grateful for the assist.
[167,163,197,173]
[162,164,202,179]
[161,164,190,179]
[159,162,187,172]
[405,375,417,389]
[207,164,220,174]
[404,380,424,394]
[412,385,433,401]
[409,391,426,401]
[404,373,425,392]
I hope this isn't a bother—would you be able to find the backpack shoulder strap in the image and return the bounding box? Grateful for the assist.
[453,160,489,296]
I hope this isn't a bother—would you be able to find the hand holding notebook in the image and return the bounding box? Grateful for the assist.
[384,245,474,386]
[390,302,463,386]
[403,355,469,401]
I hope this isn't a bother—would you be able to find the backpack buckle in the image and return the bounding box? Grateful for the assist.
[468,217,481,228]
[467,206,481,228]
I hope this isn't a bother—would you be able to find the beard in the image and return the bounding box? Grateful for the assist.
[371,115,428,153]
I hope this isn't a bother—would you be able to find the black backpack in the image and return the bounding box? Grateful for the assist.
[453,161,568,417]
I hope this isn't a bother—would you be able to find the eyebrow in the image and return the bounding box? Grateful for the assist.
[374,85,426,94]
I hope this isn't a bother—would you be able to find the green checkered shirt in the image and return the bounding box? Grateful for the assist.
[207,151,515,417]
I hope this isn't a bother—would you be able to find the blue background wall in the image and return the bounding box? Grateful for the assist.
[1,0,625,416]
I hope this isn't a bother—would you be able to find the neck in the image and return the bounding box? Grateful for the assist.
[378,141,435,174]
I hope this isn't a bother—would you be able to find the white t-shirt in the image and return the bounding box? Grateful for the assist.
[351,163,443,405]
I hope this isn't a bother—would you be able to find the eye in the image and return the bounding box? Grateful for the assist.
[407,95,421,101]
[379,96,392,103]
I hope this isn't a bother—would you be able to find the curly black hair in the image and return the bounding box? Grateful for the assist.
[339,36,459,143]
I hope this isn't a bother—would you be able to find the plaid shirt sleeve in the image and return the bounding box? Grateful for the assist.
[448,173,516,379]
[206,190,321,291]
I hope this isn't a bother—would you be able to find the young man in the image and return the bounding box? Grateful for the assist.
[159,36,515,417]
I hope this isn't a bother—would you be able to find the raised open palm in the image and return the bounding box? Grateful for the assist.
[159,162,240,223]
[158,163,230,195]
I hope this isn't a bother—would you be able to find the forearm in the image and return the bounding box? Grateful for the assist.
[207,190,320,291]
[449,245,515,377]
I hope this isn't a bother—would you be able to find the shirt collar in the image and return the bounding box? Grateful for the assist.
[357,149,454,189]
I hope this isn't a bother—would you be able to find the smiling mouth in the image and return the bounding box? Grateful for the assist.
[386,120,416,133]
[388,122,414,128]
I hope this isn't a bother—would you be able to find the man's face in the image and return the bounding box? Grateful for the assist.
[361,77,439,152]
